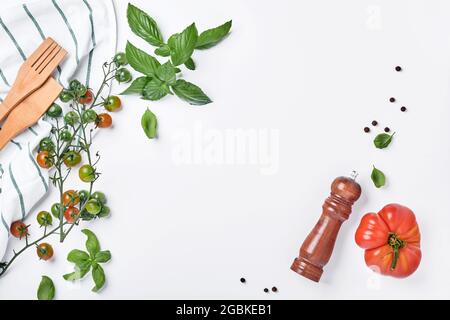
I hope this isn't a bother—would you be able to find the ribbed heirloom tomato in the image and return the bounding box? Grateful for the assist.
[355,203,421,278]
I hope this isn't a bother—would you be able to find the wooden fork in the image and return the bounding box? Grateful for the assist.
[0,77,62,151]
[0,38,67,123]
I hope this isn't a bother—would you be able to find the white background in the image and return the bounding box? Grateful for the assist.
[2,0,450,299]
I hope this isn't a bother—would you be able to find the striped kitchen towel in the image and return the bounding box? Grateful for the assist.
[0,0,117,260]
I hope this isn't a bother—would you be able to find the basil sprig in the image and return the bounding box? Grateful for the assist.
[63,229,111,293]
[123,3,231,107]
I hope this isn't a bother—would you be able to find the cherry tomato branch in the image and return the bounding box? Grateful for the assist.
[0,222,69,277]
[0,56,122,279]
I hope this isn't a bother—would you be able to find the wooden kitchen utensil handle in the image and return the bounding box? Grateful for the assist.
[0,38,66,123]
[0,77,62,151]
[291,175,361,282]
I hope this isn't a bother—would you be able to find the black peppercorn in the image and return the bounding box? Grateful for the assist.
[395,66,402,72]
[240,278,246,283]
[401,106,407,112]
[364,127,370,133]
[371,120,378,126]
[272,287,278,293]
[263,288,269,293]
[389,97,396,103]
[384,127,391,133]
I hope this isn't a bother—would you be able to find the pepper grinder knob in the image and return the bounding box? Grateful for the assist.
[291,175,362,282]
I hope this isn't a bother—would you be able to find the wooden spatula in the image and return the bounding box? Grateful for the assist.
[0,77,62,151]
[0,38,67,123]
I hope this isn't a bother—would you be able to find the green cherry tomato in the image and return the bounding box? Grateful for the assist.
[98,205,110,218]
[85,199,102,215]
[63,151,82,167]
[114,52,128,67]
[46,103,63,118]
[79,164,96,182]
[78,190,90,203]
[60,130,73,142]
[91,191,107,205]
[115,68,132,83]
[50,203,64,219]
[60,89,74,103]
[39,137,55,152]
[81,109,97,124]
[103,96,122,112]
[64,111,80,126]
[76,84,87,97]
[37,211,53,226]
[69,79,81,91]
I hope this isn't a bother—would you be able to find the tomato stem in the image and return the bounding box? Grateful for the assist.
[388,233,405,270]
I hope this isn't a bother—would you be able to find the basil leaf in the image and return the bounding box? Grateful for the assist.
[37,276,55,300]
[184,57,196,70]
[371,166,386,188]
[196,20,232,49]
[82,229,100,258]
[63,264,91,281]
[92,264,106,293]
[155,45,171,57]
[127,3,163,47]
[143,78,170,101]
[121,76,151,95]
[95,250,112,263]
[126,41,161,77]
[168,23,198,66]
[156,61,176,84]
[67,249,90,266]
[141,108,158,139]
[374,133,395,149]
[172,79,212,105]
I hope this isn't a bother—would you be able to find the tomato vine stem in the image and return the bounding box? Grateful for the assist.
[0,59,117,278]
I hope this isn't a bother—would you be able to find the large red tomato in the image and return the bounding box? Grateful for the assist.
[355,204,421,278]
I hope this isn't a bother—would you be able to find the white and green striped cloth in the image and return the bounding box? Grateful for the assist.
[0,0,117,259]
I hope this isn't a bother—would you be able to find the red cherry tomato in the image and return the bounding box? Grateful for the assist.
[96,113,112,128]
[37,243,54,261]
[78,89,94,105]
[355,203,421,278]
[10,221,29,239]
[36,151,53,169]
[62,190,80,207]
[64,207,80,223]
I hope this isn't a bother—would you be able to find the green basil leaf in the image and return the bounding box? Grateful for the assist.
[196,20,232,49]
[374,133,395,149]
[143,78,170,101]
[82,229,100,258]
[67,249,90,266]
[168,23,198,66]
[126,41,161,77]
[95,250,112,263]
[63,264,91,281]
[141,108,158,139]
[155,45,171,57]
[172,79,212,105]
[127,3,163,47]
[371,166,386,188]
[37,276,55,300]
[92,264,106,293]
[184,57,196,70]
[120,76,151,95]
[156,61,176,84]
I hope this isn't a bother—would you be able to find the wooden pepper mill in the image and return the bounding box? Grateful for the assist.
[291,174,362,282]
